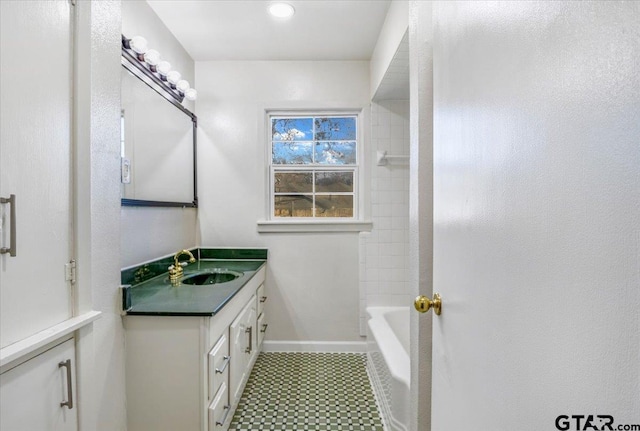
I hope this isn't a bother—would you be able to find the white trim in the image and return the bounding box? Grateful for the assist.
[257,219,372,233]
[261,340,367,353]
[0,311,102,367]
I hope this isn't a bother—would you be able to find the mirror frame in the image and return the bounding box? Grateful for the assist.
[121,37,198,208]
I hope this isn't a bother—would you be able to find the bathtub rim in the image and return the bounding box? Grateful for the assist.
[366,306,411,390]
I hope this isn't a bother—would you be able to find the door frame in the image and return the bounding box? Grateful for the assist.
[408,2,435,431]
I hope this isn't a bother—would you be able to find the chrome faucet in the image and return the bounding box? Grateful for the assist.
[169,249,196,284]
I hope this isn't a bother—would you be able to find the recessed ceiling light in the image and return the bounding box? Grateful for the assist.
[269,2,295,19]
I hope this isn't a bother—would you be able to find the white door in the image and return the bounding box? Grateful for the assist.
[229,303,249,405]
[0,338,78,431]
[0,0,74,348]
[427,2,640,430]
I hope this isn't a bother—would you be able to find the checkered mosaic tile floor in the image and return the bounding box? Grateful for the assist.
[229,352,384,431]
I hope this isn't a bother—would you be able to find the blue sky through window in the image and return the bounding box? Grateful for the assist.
[314,117,356,140]
[272,142,313,164]
[272,116,357,165]
[272,118,313,141]
[314,142,356,164]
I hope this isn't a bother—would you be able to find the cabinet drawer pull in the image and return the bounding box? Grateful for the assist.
[215,356,230,374]
[259,296,267,303]
[0,194,16,257]
[58,359,73,409]
[216,404,231,426]
[245,326,252,354]
[260,323,268,333]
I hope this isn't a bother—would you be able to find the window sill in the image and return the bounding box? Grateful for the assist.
[257,219,373,233]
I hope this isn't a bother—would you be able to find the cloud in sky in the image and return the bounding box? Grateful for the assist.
[274,128,306,141]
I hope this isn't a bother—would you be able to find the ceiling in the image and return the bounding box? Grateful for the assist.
[146,0,391,61]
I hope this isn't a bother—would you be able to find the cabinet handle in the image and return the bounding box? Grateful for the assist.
[259,296,267,303]
[0,194,16,257]
[245,326,252,354]
[215,355,230,374]
[260,323,268,333]
[216,404,231,426]
[58,359,73,409]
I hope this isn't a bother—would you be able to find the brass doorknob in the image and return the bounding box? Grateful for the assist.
[414,293,442,315]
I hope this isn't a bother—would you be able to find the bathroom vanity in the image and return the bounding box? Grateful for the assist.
[122,249,267,431]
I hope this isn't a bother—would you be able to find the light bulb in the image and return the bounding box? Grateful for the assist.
[166,70,181,85]
[176,79,190,93]
[185,88,197,101]
[143,49,160,66]
[269,3,295,18]
[130,36,148,54]
[157,61,171,76]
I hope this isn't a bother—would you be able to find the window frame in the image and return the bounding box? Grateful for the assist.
[267,111,362,222]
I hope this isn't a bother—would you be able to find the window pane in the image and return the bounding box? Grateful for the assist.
[274,195,314,217]
[272,118,313,141]
[272,142,313,164]
[314,117,356,140]
[274,172,313,193]
[314,142,356,164]
[315,195,353,218]
[315,172,353,193]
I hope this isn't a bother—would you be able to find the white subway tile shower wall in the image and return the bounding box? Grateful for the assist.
[360,100,410,335]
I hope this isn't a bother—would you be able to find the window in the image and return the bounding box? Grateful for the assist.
[269,114,358,219]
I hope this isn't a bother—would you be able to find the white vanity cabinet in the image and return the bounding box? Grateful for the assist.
[124,265,266,431]
[0,338,77,431]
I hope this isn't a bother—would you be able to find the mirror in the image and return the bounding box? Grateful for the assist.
[120,49,197,207]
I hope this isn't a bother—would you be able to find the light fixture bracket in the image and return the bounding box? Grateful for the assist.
[121,34,185,104]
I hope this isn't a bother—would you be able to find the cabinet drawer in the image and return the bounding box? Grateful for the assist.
[257,312,267,347]
[208,333,230,400]
[257,284,266,316]
[208,382,230,430]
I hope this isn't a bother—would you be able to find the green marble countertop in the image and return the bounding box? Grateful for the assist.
[125,259,266,316]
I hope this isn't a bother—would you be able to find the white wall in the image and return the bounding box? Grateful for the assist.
[74,1,125,429]
[370,0,409,99]
[359,100,410,334]
[121,0,197,267]
[196,61,370,344]
[430,1,639,429]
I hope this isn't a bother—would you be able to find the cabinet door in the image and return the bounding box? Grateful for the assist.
[0,0,74,348]
[229,306,248,405]
[229,296,256,406]
[0,338,77,431]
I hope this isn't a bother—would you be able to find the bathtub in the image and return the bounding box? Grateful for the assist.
[366,307,410,431]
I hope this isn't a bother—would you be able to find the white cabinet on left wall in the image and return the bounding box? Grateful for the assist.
[0,0,74,347]
[1,338,77,431]
[0,3,99,428]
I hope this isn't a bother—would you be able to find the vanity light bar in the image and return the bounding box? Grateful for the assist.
[121,34,197,103]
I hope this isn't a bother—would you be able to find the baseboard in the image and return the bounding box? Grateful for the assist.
[262,340,366,353]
